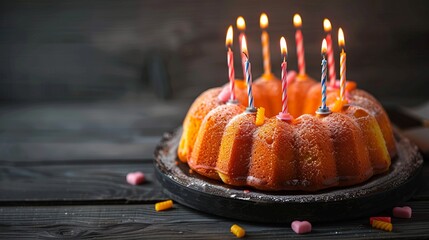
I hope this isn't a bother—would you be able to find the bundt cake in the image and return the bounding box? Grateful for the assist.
[178,74,396,191]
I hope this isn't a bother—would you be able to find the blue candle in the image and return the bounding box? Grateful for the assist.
[241,36,256,112]
[316,38,331,115]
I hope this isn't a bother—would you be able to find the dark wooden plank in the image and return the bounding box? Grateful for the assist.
[413,162,429,200]
[0,152,427,204]
[0,141,159,162]
[1,201,428,239]
[0,162,167,203]
[0,100,188,162]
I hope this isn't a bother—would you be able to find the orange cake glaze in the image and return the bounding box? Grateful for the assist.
[178,76,396,191]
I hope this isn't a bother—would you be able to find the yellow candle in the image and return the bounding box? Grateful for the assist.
[260,13,271,75]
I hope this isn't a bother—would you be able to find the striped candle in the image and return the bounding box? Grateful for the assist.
[294,14,306,75]
[227,48,235,101]
[226,26,235,102]
[280,37,288,114]
[277,37,292,121]
[338,28,347,101]
[237,16,247,80]
[317,39,330,115]
[245,58,254,109]
[324,19,337,87]
[241,36,255,111]
[260,13,271,75]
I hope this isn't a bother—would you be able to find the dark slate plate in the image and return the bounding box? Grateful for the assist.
[154,127,424,223]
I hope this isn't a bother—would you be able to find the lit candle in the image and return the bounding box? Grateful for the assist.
[293,14,306,75]
[237,16,247,79]
[338,28,347,102]
[316,39,331,115]
[260,13,271,75]
[241,36,255,112]
[324,19,337,87]
[226,25,236,102]
[277,37,292,121]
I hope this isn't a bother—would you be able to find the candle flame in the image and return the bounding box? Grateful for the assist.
[338,28,345,48]
[260,13,269,29]
[280,37,287,57]
[321,38,327,55]
[323,18,332,32]
[293,14,302,28]
[241,35,248,56]
[237,16,246,31]
[226,25,233,47]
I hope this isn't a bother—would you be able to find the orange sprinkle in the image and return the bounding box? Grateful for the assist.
[255,107,265,126]
[230,224,246,238]
[372,220,393,232]
[346,81,357,91]
[331,98,349,113]
[155,200,173,212]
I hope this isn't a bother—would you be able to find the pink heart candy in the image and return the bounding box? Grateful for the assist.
[393,206,412,218]
[126,171,145,185]
[291,220,312,234]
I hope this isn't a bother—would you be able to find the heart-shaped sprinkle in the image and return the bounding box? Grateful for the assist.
[291,220,312,234]
[126,171,145,185]
[393,206,412,218]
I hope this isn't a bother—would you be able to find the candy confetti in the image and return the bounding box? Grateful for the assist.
[370,217,391,225]
[255,107,265,126]
[126,171,145,185]
[372,220,393,232]
[155,200,173,212]
[291,220,312,234]
[393,206,412,218]
[230,224,246,238]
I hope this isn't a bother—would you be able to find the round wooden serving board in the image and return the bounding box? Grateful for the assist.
[154,127,424,223]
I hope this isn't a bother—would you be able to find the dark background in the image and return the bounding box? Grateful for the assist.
[1,0,429,105]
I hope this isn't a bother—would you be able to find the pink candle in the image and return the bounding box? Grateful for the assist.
[237,16,247,80]
[338,28,347,101]
[260,13,271,75]
[277,37,292,121]
[226,26,235,102]
[324,19,337,87]
[293,14,306,75]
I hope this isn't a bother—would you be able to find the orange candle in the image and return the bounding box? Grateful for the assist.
[260,13,271,75]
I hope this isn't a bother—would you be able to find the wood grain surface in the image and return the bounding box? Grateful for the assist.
[1,202,429,239]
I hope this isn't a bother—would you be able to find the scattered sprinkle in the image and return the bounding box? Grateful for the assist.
[291,220,312,234]
[126,172,145,185]
[372,220,393,232]
[393,206,412,218]
[370,217,391,225]
[255,107,265,126]
[155,200,173,212]
[243,190,250,194]
[230,224,245,238]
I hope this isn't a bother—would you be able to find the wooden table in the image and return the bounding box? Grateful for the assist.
[1,99,428,239]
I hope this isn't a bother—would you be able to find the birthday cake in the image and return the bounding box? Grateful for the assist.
[177,14,396,191]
